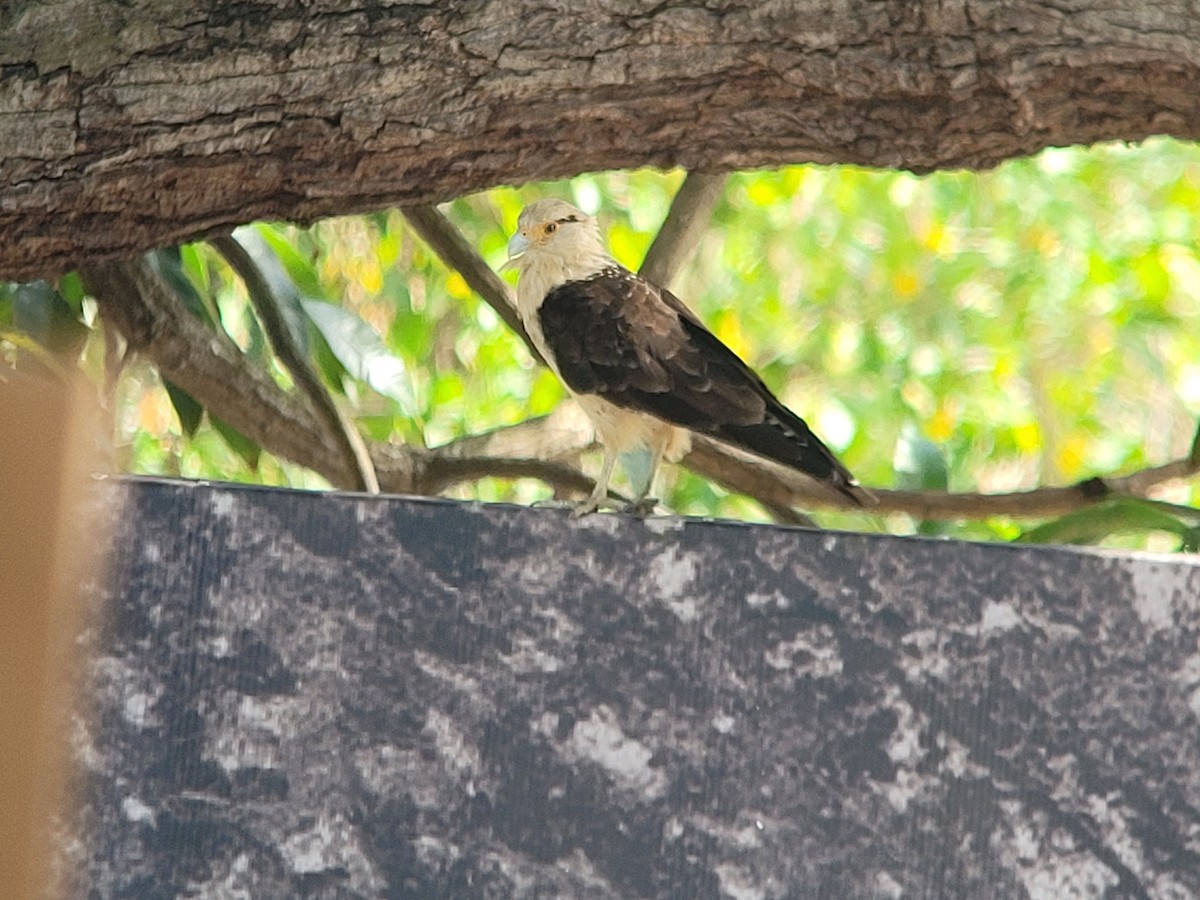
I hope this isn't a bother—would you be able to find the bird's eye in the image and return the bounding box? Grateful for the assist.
[545,222,557,234]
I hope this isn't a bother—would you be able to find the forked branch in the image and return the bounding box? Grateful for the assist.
[82,183,1200,526]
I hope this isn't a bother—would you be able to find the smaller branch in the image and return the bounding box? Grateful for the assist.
[423,456,599,498]
[366,431,611,501]
[1106,456,1200,499]
[639,173,728,287]
[80,257,362,488]
[431,404,592,464]
[685,436,1200,520]
[211,235,379,494]
[401,205,544,364]
[761,500,818,528]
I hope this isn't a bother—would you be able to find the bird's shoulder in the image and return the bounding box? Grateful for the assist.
[539,266,699,336]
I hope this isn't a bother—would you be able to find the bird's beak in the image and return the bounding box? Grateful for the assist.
[502,231,530,271]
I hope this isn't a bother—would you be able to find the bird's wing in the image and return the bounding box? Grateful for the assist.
[538,268,863,500]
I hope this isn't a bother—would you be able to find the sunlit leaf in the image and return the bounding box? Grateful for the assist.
[231,226,311,358]
[253,223,326,300]
[1132,249,1170,306]
[894,425,949,492]
[179,244,212,298]
[301,299,417,413]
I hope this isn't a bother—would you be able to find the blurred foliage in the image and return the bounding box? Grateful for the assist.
[4,137,1200,548]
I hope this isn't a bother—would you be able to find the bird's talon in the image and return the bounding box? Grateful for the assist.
[572,492,628,517]
[624,497,659,516]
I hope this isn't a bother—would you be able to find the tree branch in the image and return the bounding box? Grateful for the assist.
[80,257,364,489]
[684,437,1200,520]
[639,173,728,287]
[210,234,379,494]
[81,252,1200,525]
[421,456,599,499]
[405,408,1200,522]
[8,0,1200,279]
[400,205,542,364]
[80,256,604,498]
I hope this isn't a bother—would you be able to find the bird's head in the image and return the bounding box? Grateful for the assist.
[504,199,609,278]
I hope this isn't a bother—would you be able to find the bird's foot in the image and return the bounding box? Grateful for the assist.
[570,491,630,517]
[535,494,628,513]
[571,497,617,517]
[622,496,659,517]
[531,497,615,516]
[572,500,599,518]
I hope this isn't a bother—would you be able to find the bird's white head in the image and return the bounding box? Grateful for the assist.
[504,199,612,289]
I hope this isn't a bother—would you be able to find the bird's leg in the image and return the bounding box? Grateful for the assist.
[574,445,619,516]
[625,439,667,516]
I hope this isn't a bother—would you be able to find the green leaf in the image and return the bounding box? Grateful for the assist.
[301,298,416,413]
[179,244,211,298]
[309,329,350,396]
[58,272,86,311]
[1132,250,1170,306]
[893,425,949,492]
[359,413,397,442]
[1181,526,1200,554]
[163,380,204,438]
[231,227,311,358]
[893,425,951,535]
[0,283,14,326]
[1018,498,1194,547]
[209,415,261,471]
[149,248,216,327]
[251,223,326,302]
[12,280,88,353]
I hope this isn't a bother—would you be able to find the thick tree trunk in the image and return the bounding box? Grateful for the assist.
[3,0,1199,280]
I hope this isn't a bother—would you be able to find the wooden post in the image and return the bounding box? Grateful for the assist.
[0,375,105,900]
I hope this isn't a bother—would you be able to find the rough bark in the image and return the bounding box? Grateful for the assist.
[4,0,1200,279]
[67,477,1200,899]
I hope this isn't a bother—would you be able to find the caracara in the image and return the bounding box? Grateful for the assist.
[503,198,869,514]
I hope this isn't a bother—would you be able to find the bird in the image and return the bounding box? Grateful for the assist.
[502,197,870,515]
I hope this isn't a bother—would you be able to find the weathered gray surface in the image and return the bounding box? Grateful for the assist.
[70,478,1200,898]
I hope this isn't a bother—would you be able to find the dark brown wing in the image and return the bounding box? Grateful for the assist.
[538,268,866,504]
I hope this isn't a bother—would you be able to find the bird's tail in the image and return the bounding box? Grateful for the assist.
[717,403,875,508]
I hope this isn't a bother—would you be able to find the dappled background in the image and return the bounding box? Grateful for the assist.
[5,138,1200,548]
